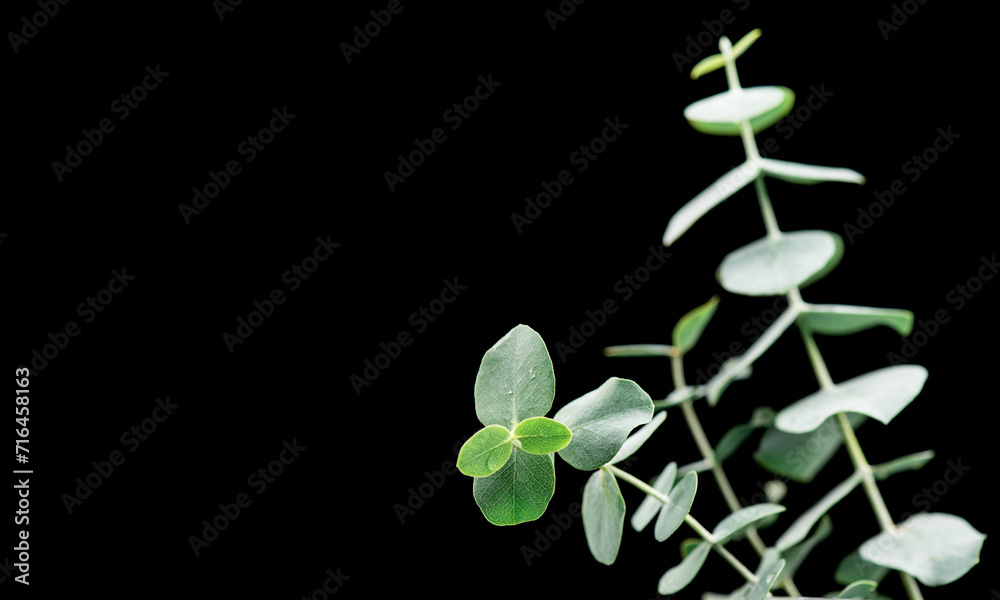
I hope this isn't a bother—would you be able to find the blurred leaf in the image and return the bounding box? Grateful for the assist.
[837,580,879,598]
[684,86,795,136]
[775,472,862,550]
[871,450,935,480]
[742,556,785,600]
[655,472,698,542]
[582,468,626,565]
[799,304,914,337]
[760,157,866,185]
[663,161,760,246]
[859,513,985,586]
[632,462,677,532]
[717,230,843,296]
[604,344,676,358]
[755,413,865,483]
[712,503,786,543]
[714,407,775,463]
[674,296,721,353]
[777,515,833,587]
[555,378,654,470]
[835,547,889,586]
[659,540,710,595]
[690,29,762,80]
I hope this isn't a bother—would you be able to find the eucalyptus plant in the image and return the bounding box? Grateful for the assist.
[455,30,984,599]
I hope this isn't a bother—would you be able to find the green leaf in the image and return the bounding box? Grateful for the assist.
[684,86,795,136]
[690,29,762,80]
[799,303,914,336]
[714,407,775,463]
[555,377,654,471]
[775,472,862,551]
[679,537,701,557]
[717,230,843,296]
[774,365,929,434]
[658,540,710,595]
[608,410,667,465]
[631,462,677,532]
[871,450,935,480]
[474,324,555,430]
[655,471,698,542]
[755,413,865,483]
[837,581,879,598]
[512,417,572,454]
[662,161,760,246]
[835,547,889,586]
[582,468,626,565]
[759,157,866,185]
[673,296,721,353]
[742,556,785,600]
[778,515,833,587]
[859,512,985,586]
[456,425,514,477]
[603,344,677,358]
[712,503,786,543]
[472,447,555,526]
[703,584,751,600]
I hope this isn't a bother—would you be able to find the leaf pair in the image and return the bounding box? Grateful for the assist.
[457,417,571,477]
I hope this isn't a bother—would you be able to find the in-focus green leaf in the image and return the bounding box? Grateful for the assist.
[837,580,879,598]
[474,324,555,430]
[755,413,865,483]
[777,515,833,587]
[690,29,762,80]
[717,230,843,296]
[582,468,626,565]
[712,503,786,543]
[835,547,889,586]
[472,447,555,526]
[632,461,677,532]
[603,344,676,358]
[714,406,775,463]
[871,450,935,480]
[684,86,795,136]
[859,512,985,586]
[759,157,866,185]
[663,161,760,246]
[775,472,862,551]
[608,410,666,465]
[673,296,721,353]
[774,365,929,434]
[655,471,698,542]
[800,303,914,337]
[658,540,710,595]
[555,377,654,470]
[512,417,572,455]
[456,425,514,477]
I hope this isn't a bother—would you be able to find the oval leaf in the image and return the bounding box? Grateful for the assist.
[474,325,555,430]
[603,344,676,358]
[663,161,760,246]
[658,540,710,595]
[582,468,626,565]
[755,413,865,483]
[655,471,698,542]
[673,295,720,353]
[457,425,514,477]
[718,230,843,296]
[775,472,862,551]
[684,86,795,136]
[555,377,654,471]
[472,447,555,526]
[774,365,929,434]
[859,512,985,586]
[631,462,677,532]
[712,503,786,543]
[608,410,667,465]
[800,303,914,336]
[513,417,572,454]
[759,157,866,185]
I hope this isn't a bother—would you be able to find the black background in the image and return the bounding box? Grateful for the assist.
[4,1,996,598]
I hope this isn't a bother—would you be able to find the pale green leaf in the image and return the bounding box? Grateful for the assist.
[513,417,572,455]
[714,407,775,463]
[555,377,654,470]
[703,584,750,600]
[659,540,710,595]
[684,86,795,136]
[608,410,667,465]
[775,472,862,551]
[655,471,698,542]
[582,468,626,565]
[872,450,935,480]
[632,462,677,532]
[474,324,555,430]
[663,161,760,246]
[835,547,889,586]
[457,425,514,477]
[800,303,914,336]
[674,296,721,353]
[741,556,785,600]
[717,230,843,297]
[472,447,555,526]
[690,29,762,80]
[755,413,865,483]
[604,344,676,358]
[859,512,985,586]
[837,580,879,598]
[777,515,833,587]
[774,365,929,434]
[759,157,866,185]
[712,503,786,543]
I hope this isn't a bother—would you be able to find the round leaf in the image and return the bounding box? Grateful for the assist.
[513,417,572,454]
[654,471,698,542]
[718,230,843,296]
[474,324,555,430]
[457,425,514,477]
[774,365,929,434]
[554,378,654,471]
[684,86,795,136]
[582,468,626,565]
[673,296,720,353]
[658,540,710,595]
[472,447,555,526]
[859,513,985,586]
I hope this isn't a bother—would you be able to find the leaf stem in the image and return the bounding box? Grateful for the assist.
[793,306,836,391]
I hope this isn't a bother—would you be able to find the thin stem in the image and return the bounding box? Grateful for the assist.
[714,543,758,585]
[719,36,742,92]
[796,316,835,390]
[754,177,781,240]
[836,413,895,532]
[900,573,925,600]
